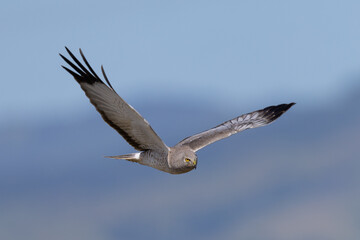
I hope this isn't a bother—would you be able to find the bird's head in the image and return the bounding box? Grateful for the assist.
[169,147,198,173]
[183,153,198,169]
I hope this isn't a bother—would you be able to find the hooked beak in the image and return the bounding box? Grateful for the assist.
[193,159,197,169]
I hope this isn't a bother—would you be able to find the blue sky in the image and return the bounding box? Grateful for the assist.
[1,1,360,239]
[1,0,360,123]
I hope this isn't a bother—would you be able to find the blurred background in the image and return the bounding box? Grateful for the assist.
[1,0,360,239]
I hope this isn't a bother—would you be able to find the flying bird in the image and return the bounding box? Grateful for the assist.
[60,47,295,174]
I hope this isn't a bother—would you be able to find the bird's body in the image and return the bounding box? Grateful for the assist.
[110,146,197,174]
[60,48,295,174]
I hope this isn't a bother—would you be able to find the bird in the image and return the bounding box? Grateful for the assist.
[60,47,295,174]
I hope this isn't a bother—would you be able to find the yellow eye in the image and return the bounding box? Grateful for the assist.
[185,158,191,162]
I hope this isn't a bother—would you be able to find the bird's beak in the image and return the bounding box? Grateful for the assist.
[193,159,197,168]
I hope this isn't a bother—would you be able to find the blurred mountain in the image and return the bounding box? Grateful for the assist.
[0,89,359,240]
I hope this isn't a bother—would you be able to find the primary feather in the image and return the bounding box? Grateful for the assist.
[176,103,295,152]
[60,48,168,152]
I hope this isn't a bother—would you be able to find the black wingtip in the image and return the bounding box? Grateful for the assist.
[261,102,295,123]
[284,102,296,112]
[60,47,103,85]
[59,53,66,60]
[65,46,71,54]
[61,65,82,80]
[101,65,115,90]
[283,102,296,111]
[79,48,102,81]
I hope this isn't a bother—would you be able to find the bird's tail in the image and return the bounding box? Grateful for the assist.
[105,153,141,162]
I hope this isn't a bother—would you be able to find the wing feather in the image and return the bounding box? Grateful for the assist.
[60,47,168,152]
[176,103,295,152]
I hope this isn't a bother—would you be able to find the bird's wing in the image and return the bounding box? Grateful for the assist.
[175,103,295,152]
[60,47,168,152]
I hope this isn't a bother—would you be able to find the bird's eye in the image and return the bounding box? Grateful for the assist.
[185,158,191,163]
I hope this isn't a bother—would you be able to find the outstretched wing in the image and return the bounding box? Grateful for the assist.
[60,47,168,152]
[175,103,295,152]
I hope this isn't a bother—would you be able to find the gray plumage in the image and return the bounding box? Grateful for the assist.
[60,48,295,174]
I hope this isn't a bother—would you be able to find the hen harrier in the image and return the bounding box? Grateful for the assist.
[60,47,295,174]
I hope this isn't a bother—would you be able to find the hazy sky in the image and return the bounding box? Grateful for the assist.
[1,1,360,239]
[1,0,360,123]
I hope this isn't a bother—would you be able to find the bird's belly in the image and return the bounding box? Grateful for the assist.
[140,150,172,173]
[139,150,194,174]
